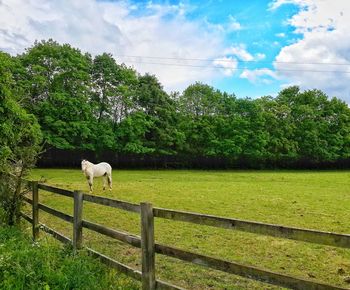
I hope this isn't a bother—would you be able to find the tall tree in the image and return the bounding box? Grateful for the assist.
[132,73,182,154]
[178,83,244,156]
[277,86,350,161]
[91,53,138,123]
[19,40,95,150]
[0,52,42,225]
[257,96,298,161]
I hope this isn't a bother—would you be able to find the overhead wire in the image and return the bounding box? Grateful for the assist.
[115,54,350,67]
[118,58,350,74]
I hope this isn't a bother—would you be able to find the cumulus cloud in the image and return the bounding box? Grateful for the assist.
[255,53,266,60]
[227,15,242,31]
[224,44,265,62]
[275,32,286,38]
[227,44,254,61]
[213,57,238,76]
[0,0,229,92]
[240,68,278,84]
[268,0,307,11]
[270,0,350,102]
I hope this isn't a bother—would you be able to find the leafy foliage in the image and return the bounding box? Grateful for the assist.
[0,227,139,290]
[0,51,42,225]
[19,40,94,150]
[3,40,350,167]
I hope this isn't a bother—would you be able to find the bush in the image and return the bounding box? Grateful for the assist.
[0,227,139,290]
[0,51,42,225]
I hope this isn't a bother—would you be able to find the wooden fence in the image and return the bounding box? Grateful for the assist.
[19,180,349,290]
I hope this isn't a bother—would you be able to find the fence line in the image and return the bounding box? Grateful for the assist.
[20,180,347,290]
[34,179,350,249]
[153,207,350,249]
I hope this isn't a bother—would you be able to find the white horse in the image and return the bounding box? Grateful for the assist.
[81,159,112,193]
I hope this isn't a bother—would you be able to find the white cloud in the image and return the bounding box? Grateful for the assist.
[227,15,242,31]
[240,68,278,84]
[255,53,266,60]
[213,57,238,76]
[275,32,286,38]
[270,0,350,101]
[268,0,308,11]
[0,0,228,92]
[225,44,265,63]
[226,44,254,61]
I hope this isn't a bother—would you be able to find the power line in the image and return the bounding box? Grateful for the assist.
[121,59,350,74]
[115,54,350,67]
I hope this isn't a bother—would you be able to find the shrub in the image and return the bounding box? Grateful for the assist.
[0,227,139,290]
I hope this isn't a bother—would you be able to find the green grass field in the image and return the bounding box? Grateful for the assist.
[25,169,350,289]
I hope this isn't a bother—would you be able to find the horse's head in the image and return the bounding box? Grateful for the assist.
[81,159,88,172]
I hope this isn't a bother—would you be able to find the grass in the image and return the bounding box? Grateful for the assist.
[25,169,350,289]
[0,226,139,290]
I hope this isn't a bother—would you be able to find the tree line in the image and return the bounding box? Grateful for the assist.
[1,39,350,168]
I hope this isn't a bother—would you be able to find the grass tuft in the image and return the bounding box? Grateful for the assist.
[0,226,139,290]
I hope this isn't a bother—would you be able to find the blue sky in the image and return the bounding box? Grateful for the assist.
[188,0,302,97]
[1,0,350,101]
[122,0,303,97]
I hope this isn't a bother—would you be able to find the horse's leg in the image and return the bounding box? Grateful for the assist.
[107,173,112,190]
[88,177,93,193]
[103,175,106,191]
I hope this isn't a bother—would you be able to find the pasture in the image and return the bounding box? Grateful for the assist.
[25,169,350,289]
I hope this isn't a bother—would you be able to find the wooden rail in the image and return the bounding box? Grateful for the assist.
[38,203,74,223]
[86,248,185,290]
[38,183,74,198]
[83,193,140,213]
[80,218,345,290]
[154,243,342,290]
[153,207,350,249]
[82,219,141,248]
[20,180,349,290]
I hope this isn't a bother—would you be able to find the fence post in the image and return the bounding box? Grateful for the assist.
[73,190,83,253]
[141,202,156,290]
[32,181,39,241]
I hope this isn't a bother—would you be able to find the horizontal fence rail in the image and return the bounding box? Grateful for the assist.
[83,193,140,213]
[38,183,74,198]
[38,203,74,223]
[82,219,141,248]
[20,212,71,244]
[19,212,33,224]
[86,248,184,290]
[78,218,350,290]
[22,196,33,205]
[18,180,350,290]
[154,243,345,290]
[23,197,74,223]
[81,215,346,289]
[153,207,350,249]
[40,223,72,244]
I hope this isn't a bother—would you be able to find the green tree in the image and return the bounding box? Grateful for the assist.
[178,83,257,157]
[257,96,298,161]
[0,52,42,225]
[90,53,139,151]
[19,39,95,150]
[277,86,350,161]
[92,54,138,125]
[115,111,155,154]
[132,74,183,154]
